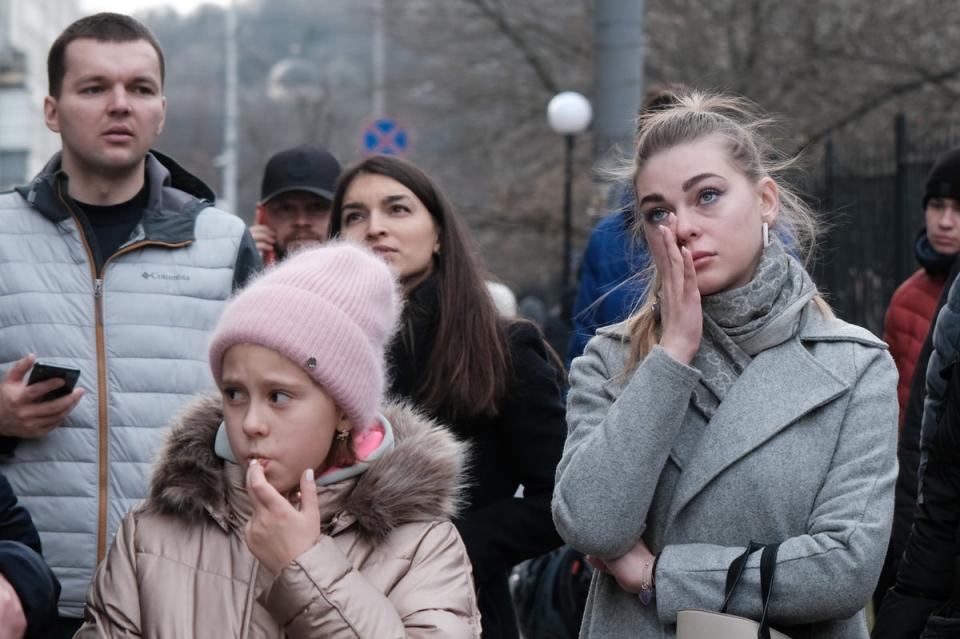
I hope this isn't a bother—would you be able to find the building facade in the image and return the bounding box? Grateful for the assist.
[0,0,81,189]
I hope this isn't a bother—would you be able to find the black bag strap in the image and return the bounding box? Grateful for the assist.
[757,543,780,639]
[720,540,764,613]
[719,541,781,639]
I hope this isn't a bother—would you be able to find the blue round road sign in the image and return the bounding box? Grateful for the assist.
[362,118,409,156]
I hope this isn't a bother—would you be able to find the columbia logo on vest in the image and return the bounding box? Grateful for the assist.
[142,272,191,281]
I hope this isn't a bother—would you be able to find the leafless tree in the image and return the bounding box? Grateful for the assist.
[140,0,960,303]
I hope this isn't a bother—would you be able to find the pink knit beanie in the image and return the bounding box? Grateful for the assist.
[209,241,401,431]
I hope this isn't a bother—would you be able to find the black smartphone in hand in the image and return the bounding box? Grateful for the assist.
[27,363,80,402]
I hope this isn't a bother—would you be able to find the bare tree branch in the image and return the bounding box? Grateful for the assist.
[799,65,960,150]
[456,0,559,94]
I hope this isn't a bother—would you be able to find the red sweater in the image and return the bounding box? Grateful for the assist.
[883,269,947,428]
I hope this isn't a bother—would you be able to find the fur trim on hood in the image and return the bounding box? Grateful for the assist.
[143,394,469,544]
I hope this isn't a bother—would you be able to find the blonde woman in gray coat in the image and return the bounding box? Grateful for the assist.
[552,92,898,639]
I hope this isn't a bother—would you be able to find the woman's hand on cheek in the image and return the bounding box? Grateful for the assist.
[651,223,702,364]
[244,461,322,575]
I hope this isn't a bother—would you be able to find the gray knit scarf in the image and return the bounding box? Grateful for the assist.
[690,239,817,419]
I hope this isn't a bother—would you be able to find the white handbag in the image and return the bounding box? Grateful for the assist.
[677,542,792,639]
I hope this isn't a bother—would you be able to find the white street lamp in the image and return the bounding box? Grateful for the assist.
[547,91,592,319]
[547,91,593,135]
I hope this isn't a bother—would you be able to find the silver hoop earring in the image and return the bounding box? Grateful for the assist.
[762,221,770,248]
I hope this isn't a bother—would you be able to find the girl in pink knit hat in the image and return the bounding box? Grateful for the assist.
[76,242,481,638]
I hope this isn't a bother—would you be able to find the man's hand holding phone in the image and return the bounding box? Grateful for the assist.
[0,354,84,439]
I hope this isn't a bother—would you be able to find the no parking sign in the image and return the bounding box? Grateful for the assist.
[361,118,410,156]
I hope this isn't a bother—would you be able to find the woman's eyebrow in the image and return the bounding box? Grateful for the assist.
[682,173,722,191]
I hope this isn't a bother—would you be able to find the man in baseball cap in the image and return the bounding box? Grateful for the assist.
[250,145,342,264]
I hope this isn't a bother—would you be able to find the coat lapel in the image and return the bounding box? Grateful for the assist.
[665,337,850,527]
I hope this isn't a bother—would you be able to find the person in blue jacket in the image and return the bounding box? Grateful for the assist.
[565,196,648,366]
[0,471,59,639]
[566,85,686,367]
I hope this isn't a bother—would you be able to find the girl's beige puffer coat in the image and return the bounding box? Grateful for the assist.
[76,395,481,638]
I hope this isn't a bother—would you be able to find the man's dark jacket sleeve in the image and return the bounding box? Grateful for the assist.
[873,358,960,638]
[0,472,60,638]
[875,259,960,609]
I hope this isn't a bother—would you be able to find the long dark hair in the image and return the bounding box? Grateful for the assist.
[330,156,509,418]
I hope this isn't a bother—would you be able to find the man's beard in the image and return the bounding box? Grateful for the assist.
[278,233,324,258]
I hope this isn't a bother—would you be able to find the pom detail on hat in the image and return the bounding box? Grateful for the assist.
[209,241,401,431]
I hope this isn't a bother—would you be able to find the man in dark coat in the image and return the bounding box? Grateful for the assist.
[875,258,960,610]
[873,355,960,637]
[875,149,960,608]
[0,472,59,639]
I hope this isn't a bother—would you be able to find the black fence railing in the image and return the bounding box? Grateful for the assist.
[807,114,960,337]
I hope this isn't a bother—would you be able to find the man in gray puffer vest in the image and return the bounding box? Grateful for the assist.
[0,13,259,637]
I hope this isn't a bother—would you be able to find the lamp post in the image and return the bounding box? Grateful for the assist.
[218,0,238,213]
[547,91,592,319]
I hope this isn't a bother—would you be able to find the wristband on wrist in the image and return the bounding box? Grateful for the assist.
[638,553,657,606]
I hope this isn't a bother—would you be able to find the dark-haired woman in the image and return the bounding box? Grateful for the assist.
[331,156,567,639]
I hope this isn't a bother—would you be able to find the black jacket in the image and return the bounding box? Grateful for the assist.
[388,276,567,639]
[874,356,960,638]
[875,258,960,609]
[0,472,60,638]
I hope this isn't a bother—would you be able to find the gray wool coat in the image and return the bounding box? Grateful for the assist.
[553,303,898,639]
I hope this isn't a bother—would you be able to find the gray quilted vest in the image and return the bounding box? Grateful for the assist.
[0,152,252,617]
